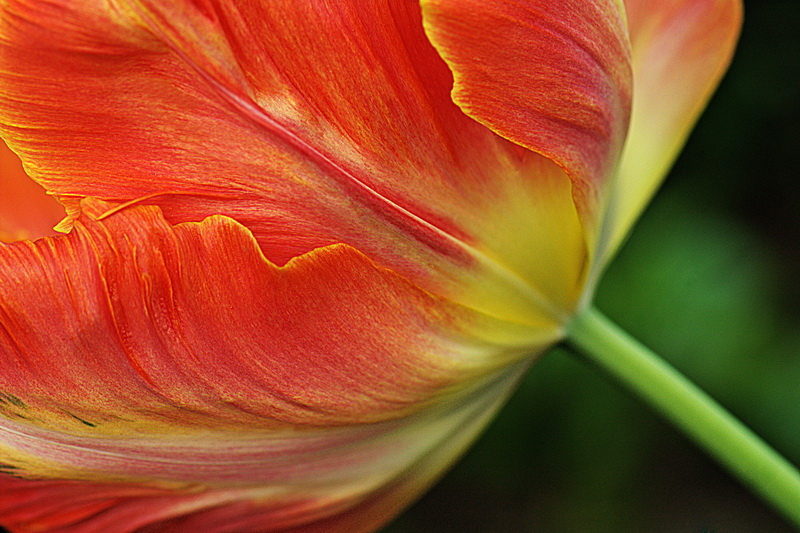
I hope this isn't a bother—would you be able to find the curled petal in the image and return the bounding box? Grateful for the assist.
[599,0,743,261]
[420,0,633,231]
[0,200,548,530]
[0,139,63,242]
[0,0,587,321]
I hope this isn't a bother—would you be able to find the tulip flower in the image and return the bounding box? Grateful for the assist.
[0,0,774,531]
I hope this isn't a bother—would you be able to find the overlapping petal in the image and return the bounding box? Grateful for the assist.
[0,0,623,322]
[0,199,540,531]
[599,0,743,262]
[0,139,63,242]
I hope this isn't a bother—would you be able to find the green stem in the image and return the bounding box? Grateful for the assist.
[566,306,800,527]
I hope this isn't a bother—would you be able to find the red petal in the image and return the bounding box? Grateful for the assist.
[0,200,544,431]
[420,0,632,225]
[0,139,63,242]
[0,0,588,320]
[0,200,546,530]
[599,0,743,260]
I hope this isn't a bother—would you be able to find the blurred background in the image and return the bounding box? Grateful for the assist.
[387,1,800,531]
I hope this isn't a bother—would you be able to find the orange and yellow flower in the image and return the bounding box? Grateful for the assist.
[0,1,741,531]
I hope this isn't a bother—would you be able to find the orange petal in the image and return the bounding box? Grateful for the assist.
[420,0,632,230]
[599,0,743,261]
[0,364,523,533]
[0,139,63,242]
[0,0,588,321]
[0,200,547,530]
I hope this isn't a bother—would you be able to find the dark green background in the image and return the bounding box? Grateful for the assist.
[387,1,800,531]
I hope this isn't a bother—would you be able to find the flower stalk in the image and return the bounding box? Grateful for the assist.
[566,307,800,527]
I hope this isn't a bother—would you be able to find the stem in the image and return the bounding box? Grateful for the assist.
[566,306,800,527]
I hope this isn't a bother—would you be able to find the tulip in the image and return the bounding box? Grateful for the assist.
[0,0,742,531]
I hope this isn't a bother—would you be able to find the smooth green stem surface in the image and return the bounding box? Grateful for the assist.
[566,307,800,527]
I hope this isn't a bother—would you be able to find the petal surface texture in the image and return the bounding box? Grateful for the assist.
[0,139,63,242]
[599,0,743,261]
[0,0,601,323]
[0,200,540,531]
